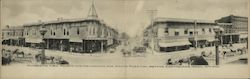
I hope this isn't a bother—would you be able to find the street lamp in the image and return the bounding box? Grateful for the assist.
[39,25,47,64]
[213,26,224,65]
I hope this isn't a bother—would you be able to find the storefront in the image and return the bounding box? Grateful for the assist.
[25,38,43,48]
[158,41,191,52]
[69,38,83,53]
[239,34,248,43]
[82,39,107,53]
[45,39,70,51]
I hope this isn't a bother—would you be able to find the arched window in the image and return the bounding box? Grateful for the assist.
[184,29,188,34]
[51,30,53,35]
[93,27,95,35]
[64,29,66,35]
[77,28,80,35]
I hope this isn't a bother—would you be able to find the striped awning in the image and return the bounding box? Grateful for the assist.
[158,41,191,47]
[69,38,82,42]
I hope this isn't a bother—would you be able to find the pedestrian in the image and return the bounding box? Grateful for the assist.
[223,51,227,58]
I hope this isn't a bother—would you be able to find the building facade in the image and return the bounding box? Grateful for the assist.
[2,2,119,53]
[2,26,25,46]
[143,18,218,52]
[216,15,248,44]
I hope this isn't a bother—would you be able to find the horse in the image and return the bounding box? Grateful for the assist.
[35,54,42,62]
[45,56,55,63]
[237,47,247,54]
[178,57,191,65]
[12,49,25,58]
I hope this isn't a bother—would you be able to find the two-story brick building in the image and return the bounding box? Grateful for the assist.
[216,15,248,44]
[3,2,119,53]
[143,18,218,52]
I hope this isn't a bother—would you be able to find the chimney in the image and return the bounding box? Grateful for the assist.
[6,25,9,28]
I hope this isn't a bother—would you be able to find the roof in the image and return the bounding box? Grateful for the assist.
[215,15,248,23]
[154,17,215,24]
[217,23,233,26]
[229,15,248,19]
[23,18,103,26]
[2,26,24,31]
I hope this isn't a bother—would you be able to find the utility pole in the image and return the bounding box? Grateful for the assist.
[194,20,198,49]
[145,9,157,52]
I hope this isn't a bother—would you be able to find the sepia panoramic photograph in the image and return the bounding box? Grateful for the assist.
[1,0,249,79]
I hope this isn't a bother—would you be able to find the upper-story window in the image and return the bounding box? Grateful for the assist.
[34,30,36,35]
[67,31,69,35]
[175,31,179,36]
[13,32,15,36]
[53,32,55,36]
[202,28,205,34]
[165,27,169,33]
[189,31,193,36]
[209,28,212,33]
[77,28,80,35]
[195,31,198,35]
[26,31,29,35]
[184,29,188,34]
[93,27,95,35]
[51,30,53,35]
[64,29,66,35]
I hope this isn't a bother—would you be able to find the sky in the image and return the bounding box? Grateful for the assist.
[1,0,248,37]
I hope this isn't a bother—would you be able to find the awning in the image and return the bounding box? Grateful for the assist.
[2,38,9,40]
[26,38,43,43]
[84,37,107,40]
[240,34,248,38]
[207,37,215,42]
[69,38,82,42]
[158,41,191,47]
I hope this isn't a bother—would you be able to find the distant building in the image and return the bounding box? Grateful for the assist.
[143,18,218,52]
[2,26,25,46]
[216,15,248,44]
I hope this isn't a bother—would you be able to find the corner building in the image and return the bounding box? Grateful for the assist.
[143,18,218,52]
[22,2,118,53]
